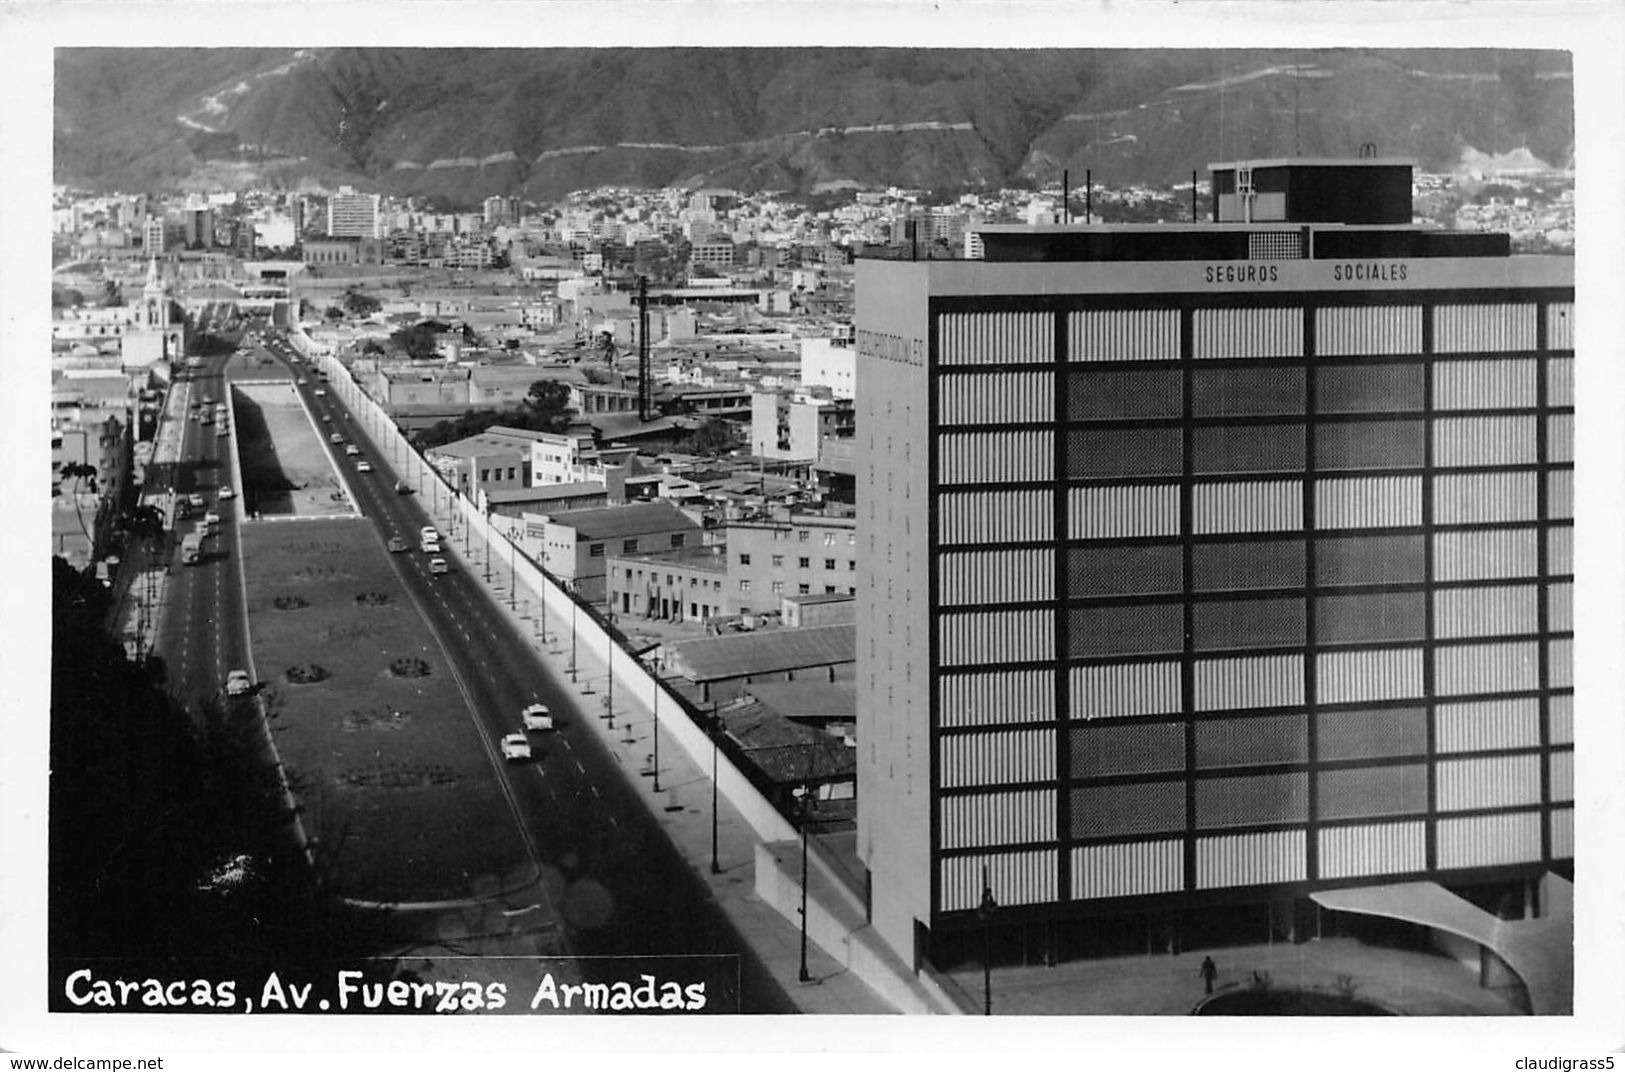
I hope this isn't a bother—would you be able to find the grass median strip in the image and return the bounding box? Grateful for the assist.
[240,516,531,904]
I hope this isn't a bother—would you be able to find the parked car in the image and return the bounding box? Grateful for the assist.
[387,536,408,553]
[330,433,344,444]
[356,461,373,473]
[345,444,360,456]
[394,480,412,495]
[429,557,449,575]
[216,425,229,437]
[188,493,206,510]
[225,670,253,697]
[314,388,327,396]
[521,703,555,731]
[202,510,221,528]
[218,486,235,500]
[500,733,532,762]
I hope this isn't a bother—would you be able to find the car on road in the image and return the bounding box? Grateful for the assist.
[345,444,360,456]
[429,557,449,575]
[297,378,308,385]
[203,510,221,528]
[356,460,373,473]
[394,480,412,494]
[225,670,253,697]
[188,493,206,510]
[386,536,408,553]
[216,425,229,437]
[322,414,333,422]
[499,733,532,762]
[219,486,235,500]
[315,388,327,396]
[521,703,555,731]
[330,433,344,444]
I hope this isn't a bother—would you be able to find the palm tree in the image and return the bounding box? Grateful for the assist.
[58,462,99,554]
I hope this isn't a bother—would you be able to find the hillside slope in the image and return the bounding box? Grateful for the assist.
[54,48,1574,202]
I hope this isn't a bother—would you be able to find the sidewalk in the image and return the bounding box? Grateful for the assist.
[431,499,908,1014]
[940,936,1521,1016]
[111,374,192,660]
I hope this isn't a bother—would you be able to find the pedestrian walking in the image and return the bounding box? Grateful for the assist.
[1199,955,1218,995]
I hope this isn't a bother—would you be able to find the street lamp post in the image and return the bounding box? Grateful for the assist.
[709,697,721,875]
[538,577,549,646]
[603,644,615,729]
[508,538,516,608]
[978,869,998,1016]
[650,682,661,792]
[569,598,578,683]
[798,789,813,984]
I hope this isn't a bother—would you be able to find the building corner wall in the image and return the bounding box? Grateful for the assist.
[855,261,934,966]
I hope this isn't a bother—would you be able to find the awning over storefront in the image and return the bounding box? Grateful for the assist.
[1310,877,1572,1014]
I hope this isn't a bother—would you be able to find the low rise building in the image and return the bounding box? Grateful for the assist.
[604,543,730,623]
[750,388,856,462]
[425,425,553,499]
[486,482,611,520]
[662,622,857,704]
[779,591,855,628]
[525,499,704,602]
[726,509,858,614]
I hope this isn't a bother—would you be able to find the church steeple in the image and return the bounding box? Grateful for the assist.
[142,257,167,331]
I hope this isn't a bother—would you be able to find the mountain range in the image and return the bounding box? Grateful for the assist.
[53,48,1574,205]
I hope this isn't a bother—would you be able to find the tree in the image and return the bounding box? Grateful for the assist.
[389,322,441,360]
[524,379,576,433]
[324,306,344,321]
[343,290,381,317]
[682,418,739,457]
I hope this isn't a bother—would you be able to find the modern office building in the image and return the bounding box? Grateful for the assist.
[854,157,1574,976]
[327,186,383,239]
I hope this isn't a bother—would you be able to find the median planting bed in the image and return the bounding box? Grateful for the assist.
[230,380,354,519]
[239,517,532,903]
